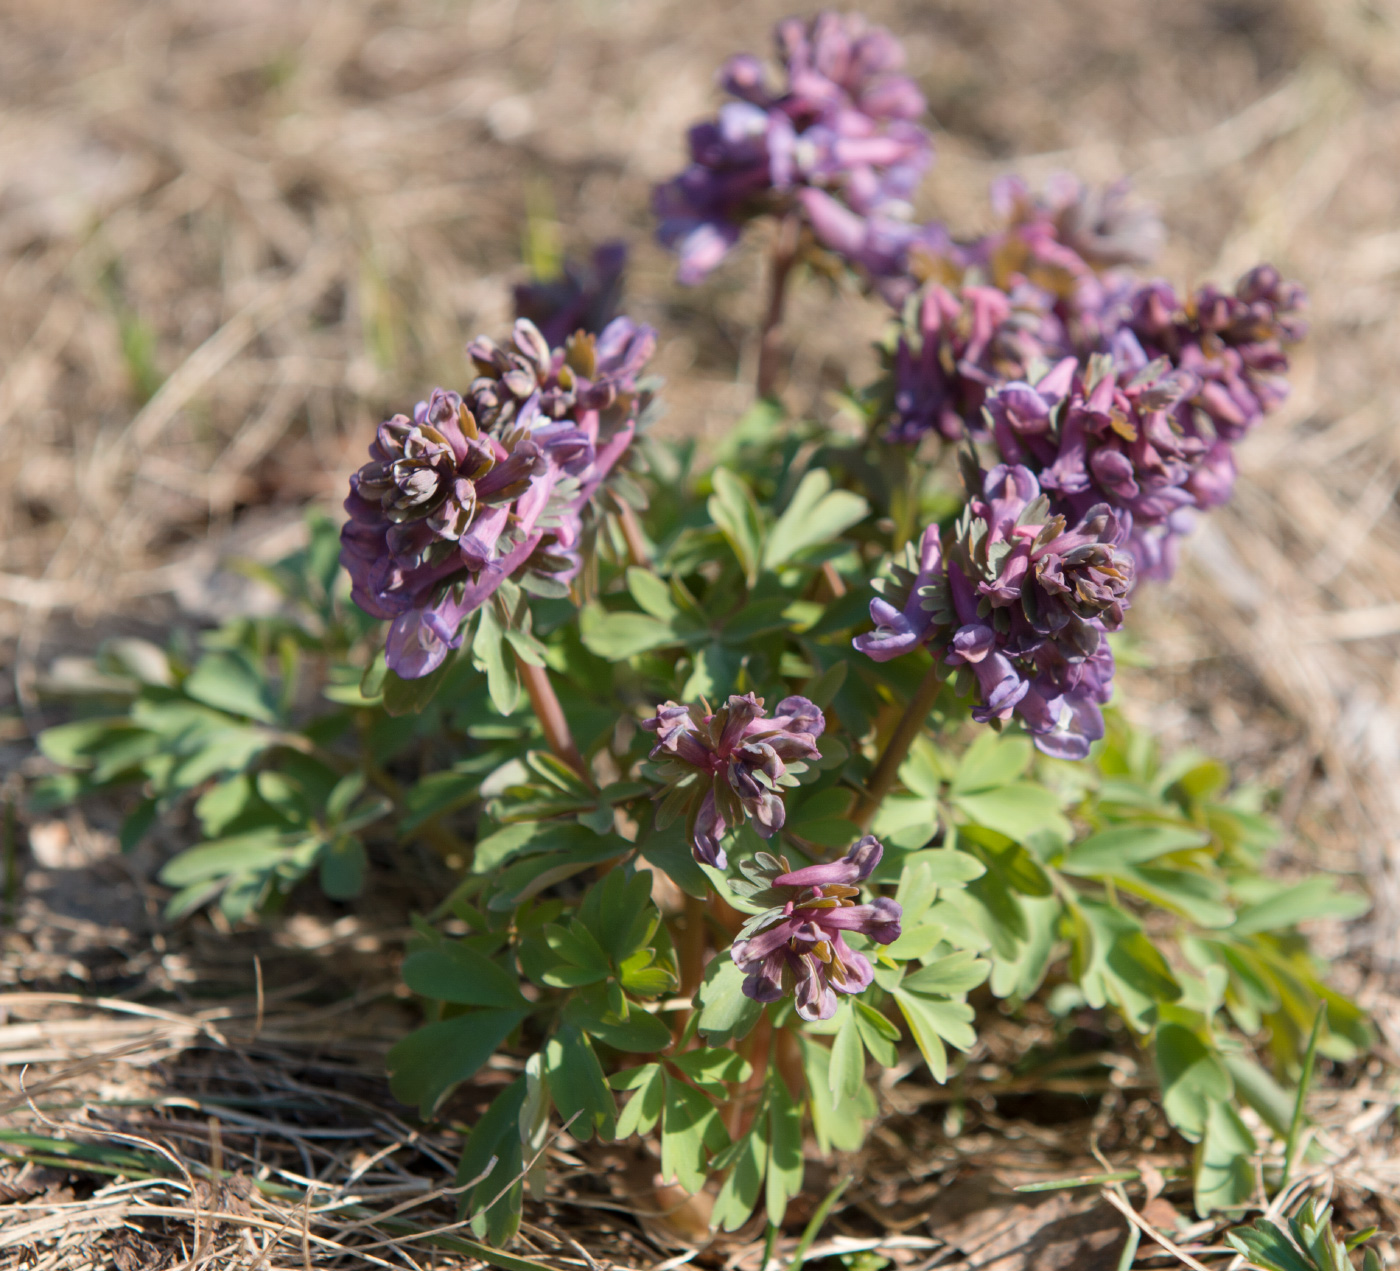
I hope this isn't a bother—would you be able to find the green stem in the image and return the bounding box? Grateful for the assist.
[852,660,944,831]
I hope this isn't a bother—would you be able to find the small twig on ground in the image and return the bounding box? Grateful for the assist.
[1100,1187,1214,1271]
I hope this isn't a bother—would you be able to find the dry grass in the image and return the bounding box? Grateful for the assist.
[3,0,1400,1265]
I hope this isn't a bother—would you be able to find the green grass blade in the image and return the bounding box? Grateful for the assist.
[1282,1004,1325,1191]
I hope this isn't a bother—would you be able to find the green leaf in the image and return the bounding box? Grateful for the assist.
[804,661,848,710]
[1220,1053,1293,1139]
[828,1003,865,1100]
[1224,1224,1315,1271]
[474,606,519,715]
[194,774,260,836]
[382,653,459,717]
[1193,1099,1257,1216]
[708,469,765,584]
[473,820,601,873]
[962,830,1054,898]
[954,783,1071,847]
[574,1005,673,1054]
[668,1047,751,1098]
[400,769,481,834]
[387,1009,525,1116]
[853,1001,901,1068]
[892,990,975,1082]
[952,731,1031,793]
[119,796,159,852]
[800,1035,875,1154]
[545,920,611,973]
[486,832,625,911]
[614,1064,665,1138]
[870,794,939,851]
[38,718,145,771]
[579,606,685,660]
[1060,824,1210,871]
[1074,900,1181,1029]
[639,824,710,899]
[696,955,763,1044]
[1232,878,1371,935]
[401,944,527,1008]
[766,1072,804,1225]
[456,1077,527,1244]
[762,470,868,572]
[682,642,740,700]
[901,951,991,997]
[184,651,278,723]
[661,1079,729,1194]
[318,836,366,899]
[713,1117,769,1233]
[544,1027,616,1142]
[158,831,294,886]
[1155,1021,1233,1142]
[1116,865,1236,928]
[988,893,1061,1000]
[626,567,682,622]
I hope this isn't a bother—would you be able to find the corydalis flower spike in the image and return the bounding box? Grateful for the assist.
[731,834,901,1022]
[641,692,824,868]
[653,11,932,286]
[342,314,656,676]
[854,463,1131,759]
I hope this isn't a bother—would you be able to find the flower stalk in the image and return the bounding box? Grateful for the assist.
[756,213,801,400]
[852,660,943,830]
[515,653,591,784]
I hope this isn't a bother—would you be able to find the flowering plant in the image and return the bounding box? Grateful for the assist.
[36,7,1369,1254]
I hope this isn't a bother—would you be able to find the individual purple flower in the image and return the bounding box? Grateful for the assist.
[855,464,1132,759]
[341,316,656,677]
[852,522,943,661]
[512,242,628,348]
[729,836,901,1022]
[653,11,932,285]
[642,693,825,868]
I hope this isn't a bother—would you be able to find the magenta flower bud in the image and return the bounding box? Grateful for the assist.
[774,834,882,887]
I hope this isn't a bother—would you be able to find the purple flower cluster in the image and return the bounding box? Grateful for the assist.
[729,836,901,1021]
[877,176,1166,442]
[641,693,825,869]
[856,463,1133,759]
[512,242,628,348]
[341,316,655,677]
[871,172,1304,579]
[653,12,931,285]
[983,264,1305,579]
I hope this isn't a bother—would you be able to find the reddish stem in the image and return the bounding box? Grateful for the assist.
[514,653,590,785]
[616,499,651,567]
[756,214,801,400]
[851,660,944,831]
[727,1013,774,1140]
